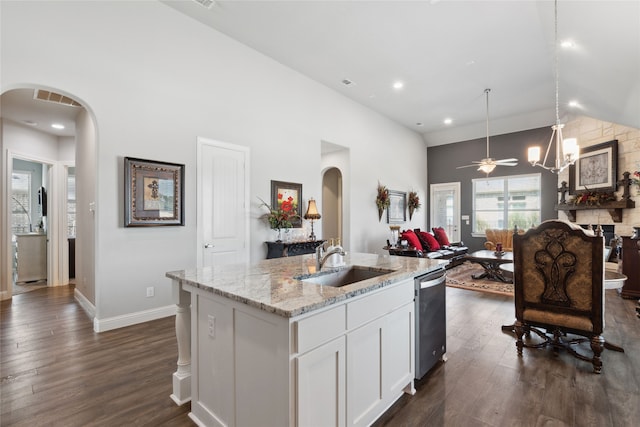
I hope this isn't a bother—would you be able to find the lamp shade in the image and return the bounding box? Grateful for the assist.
[528,146,541,163]
[304,198,321,220]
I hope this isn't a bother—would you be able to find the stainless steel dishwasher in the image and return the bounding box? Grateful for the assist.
[415,266,447,379]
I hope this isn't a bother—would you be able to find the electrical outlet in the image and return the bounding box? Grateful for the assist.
[146,286,154,297]
[207,315,215,338]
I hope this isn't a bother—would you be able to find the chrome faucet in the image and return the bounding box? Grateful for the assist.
[316,244,346,271]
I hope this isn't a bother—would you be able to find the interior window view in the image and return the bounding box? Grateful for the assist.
[11,161,49,293]
[2,1,640,426]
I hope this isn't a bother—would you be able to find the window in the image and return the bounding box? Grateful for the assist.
[11,171,32,233]
[67,167,76,237]
[473,173,541,234]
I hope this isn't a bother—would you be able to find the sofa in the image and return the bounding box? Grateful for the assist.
[483,228,524,252]
[387,228,468,269]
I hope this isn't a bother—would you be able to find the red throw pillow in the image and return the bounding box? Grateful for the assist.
[419,231,440,251]
[401,230,423,251]
[432,227,450,246]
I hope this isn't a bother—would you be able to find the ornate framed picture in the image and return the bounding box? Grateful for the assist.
[387,190,407,224]
[124,157,185,227]
[270,180,303,228]
[569,139,618,194]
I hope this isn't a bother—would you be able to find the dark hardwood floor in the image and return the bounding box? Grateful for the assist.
[2,285,639,426]
[374,287,640,427]
[1,285,192,426]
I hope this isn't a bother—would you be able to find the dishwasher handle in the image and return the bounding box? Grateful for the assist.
[419,273,446,289]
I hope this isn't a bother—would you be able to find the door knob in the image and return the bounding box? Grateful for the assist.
[204,243,214,248]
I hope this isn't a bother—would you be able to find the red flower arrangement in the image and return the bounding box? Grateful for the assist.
[259,196,299,230]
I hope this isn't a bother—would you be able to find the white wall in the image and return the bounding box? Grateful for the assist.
[1,1,428,327]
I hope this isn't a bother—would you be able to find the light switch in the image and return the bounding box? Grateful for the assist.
[207,315,215,338]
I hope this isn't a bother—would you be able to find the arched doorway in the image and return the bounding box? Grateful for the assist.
[322,167,343,245]
[1,87,96,307]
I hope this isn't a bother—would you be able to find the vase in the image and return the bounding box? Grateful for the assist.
[409,206,415,220]
[378,207,384,222]
[275,228,282,242]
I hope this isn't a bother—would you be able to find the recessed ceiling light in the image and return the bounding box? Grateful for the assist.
[444,118,453,125]
[51,123,65,130]
[23,120,38,126]
[568,100,580,108]
[560,40,575,49]
[392,81,404,90]
[341,78,355,86]
[416,122,424,127]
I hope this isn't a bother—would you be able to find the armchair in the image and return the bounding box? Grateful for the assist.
[483,227,523,251]
[510,220,621,373]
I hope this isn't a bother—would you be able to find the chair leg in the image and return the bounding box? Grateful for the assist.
[590,335,604,374]
[514,321,525,356]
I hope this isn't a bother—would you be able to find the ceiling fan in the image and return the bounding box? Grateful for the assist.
[457,88,518,174]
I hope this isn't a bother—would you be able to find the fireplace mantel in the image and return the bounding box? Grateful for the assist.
[555,199,635,223]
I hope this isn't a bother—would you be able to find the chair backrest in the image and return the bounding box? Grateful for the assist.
[513,220,605,335]
[485,228,524,251]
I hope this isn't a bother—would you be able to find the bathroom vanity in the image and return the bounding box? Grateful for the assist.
[15,233,47,283]
[166,252,443,427]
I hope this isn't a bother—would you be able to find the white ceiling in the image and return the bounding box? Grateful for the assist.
[1,88,79,138]
[163,0,640,146]
[2,1,638,146]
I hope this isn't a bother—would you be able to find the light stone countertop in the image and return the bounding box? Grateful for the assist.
[166,252,445,318]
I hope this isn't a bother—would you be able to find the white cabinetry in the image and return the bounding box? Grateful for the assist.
[187,277,415,427]
[297,336,346,427]
[346,281,414,427]
[16,233,47,283]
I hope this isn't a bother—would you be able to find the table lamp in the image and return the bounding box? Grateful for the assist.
[304,198,321,241]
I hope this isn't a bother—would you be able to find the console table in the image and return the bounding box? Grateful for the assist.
[620,235,640,299]
[265,240,325,259]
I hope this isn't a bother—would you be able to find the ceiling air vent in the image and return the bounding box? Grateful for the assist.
[193,0,216,9]
[34,90,81,107]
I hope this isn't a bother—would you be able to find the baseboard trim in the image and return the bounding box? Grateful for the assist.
[74,288,96,319]
[94,304,176,332]
[0,290,11,301]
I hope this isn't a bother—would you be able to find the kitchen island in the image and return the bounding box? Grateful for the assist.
[166,252,444,427]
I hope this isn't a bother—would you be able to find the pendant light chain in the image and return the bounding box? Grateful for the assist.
[555,0,559,127]
[486,88,490,158]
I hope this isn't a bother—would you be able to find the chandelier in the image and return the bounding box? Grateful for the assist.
[528,0,579,174]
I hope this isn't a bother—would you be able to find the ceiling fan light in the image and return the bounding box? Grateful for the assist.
[478,163,496,174]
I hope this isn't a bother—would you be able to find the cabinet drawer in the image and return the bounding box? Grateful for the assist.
[295,305,346,354]
[347,279,413,330]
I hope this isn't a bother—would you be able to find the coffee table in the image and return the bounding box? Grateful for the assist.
[464,250,514,283]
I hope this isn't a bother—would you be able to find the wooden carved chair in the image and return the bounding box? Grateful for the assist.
[510,220,621,373]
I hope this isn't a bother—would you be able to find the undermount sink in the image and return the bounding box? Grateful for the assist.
[299,266,395,288]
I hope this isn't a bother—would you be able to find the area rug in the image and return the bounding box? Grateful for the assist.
[446,261,514,296]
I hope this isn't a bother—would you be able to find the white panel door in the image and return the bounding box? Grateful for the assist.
[430,182,461,242]
[198,138,249,268]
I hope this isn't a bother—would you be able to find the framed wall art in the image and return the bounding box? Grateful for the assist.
[569,139,618,194]
[124,157,184,227]
[387,190,407,224]
[270,180,303,228]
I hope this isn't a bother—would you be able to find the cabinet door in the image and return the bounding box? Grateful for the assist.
[297,336,346,427]
[382,302,414,395]
[347,318,383,427]
[347,303,414,427]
